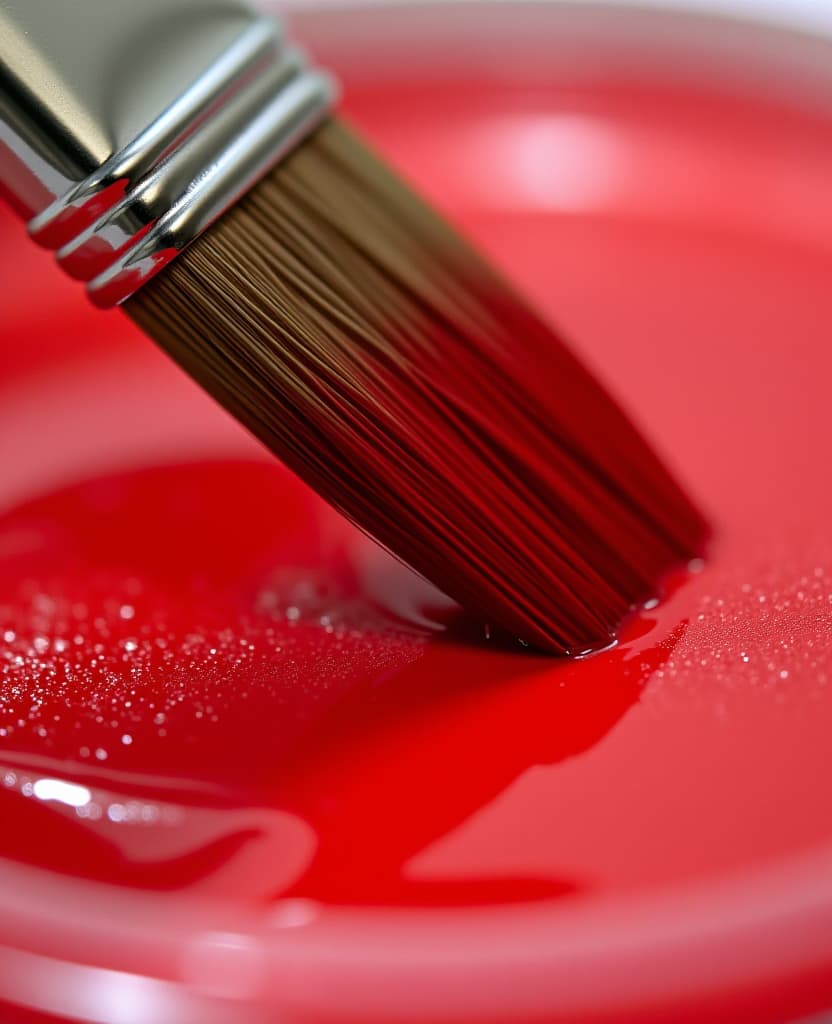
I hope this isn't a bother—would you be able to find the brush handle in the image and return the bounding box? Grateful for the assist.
[0,0,335,306]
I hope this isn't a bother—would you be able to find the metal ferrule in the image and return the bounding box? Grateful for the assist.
[0,1,336,307]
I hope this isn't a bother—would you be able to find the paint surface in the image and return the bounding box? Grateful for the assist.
[1,69,832,1020]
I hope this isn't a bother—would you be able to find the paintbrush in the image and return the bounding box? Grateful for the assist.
[0,0,707,653]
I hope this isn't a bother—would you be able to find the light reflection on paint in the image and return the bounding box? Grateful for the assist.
[465,113,628,212]
[32,777,91,808]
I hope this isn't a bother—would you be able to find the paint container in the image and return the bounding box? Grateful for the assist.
[1,1,832,1021]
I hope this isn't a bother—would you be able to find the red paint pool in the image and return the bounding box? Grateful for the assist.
[1,15,832,1023]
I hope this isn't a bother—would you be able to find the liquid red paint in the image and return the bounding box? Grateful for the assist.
[1,71,832,1023]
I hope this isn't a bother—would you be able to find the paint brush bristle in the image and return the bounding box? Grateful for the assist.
[126,117,707,653]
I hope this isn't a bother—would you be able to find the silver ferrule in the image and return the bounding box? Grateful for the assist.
[0,0,336,307]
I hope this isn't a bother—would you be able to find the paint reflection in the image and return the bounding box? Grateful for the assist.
[0,460,684,906]
[274,618,682,905]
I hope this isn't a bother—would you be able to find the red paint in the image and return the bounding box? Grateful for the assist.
[2,69,832,1022]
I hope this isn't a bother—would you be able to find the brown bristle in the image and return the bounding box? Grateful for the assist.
[125,117,707,654]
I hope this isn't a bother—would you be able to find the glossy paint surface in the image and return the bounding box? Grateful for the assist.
[1,68,832,1022]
